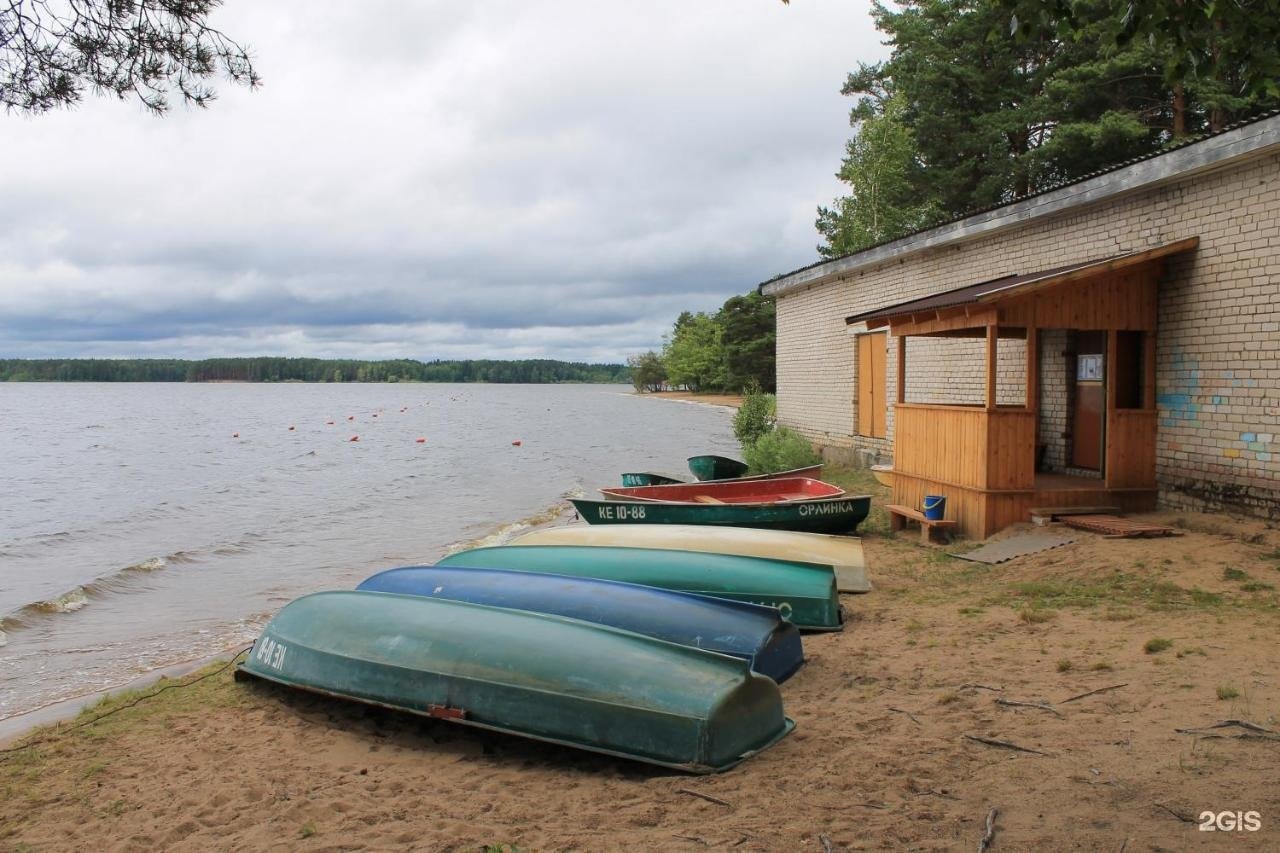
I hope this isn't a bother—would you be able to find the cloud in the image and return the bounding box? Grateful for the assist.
[0,0,884,361]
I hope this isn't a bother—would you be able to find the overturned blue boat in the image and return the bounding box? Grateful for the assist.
[357,566,804,683]
[237,591,794,773]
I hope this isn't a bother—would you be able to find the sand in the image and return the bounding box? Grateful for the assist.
[3,486,1279,851]
[635,391,745,409]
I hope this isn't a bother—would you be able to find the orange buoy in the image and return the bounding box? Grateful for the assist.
[232,432,240,438]
[511,439,523,447]
[415,437,426,444]
[349,435,360,442]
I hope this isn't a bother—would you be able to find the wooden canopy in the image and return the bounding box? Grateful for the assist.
[846,238,1199,337]
[870,236,1199,539]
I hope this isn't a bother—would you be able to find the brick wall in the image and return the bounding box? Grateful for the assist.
[774,150,1280,518]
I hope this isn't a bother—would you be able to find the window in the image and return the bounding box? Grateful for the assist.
[857,332,887,438]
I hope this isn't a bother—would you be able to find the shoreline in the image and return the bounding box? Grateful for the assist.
[3,472,1278,849]
[630,390,744,409]
[0,499,581,750]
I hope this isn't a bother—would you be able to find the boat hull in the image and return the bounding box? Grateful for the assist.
[437,545,842,629]
[511,524,870,593]
[570,494,870,535]
[731,464,823,482]
[238,591,793,773]
[687,455,749,481]
[601,477,845,504]
[620,472,687,487]
[357,566,804,682]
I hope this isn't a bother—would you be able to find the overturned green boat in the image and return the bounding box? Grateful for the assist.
[238,591,793,773]
[437,545,843,630]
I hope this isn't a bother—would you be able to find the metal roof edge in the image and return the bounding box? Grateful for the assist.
[760,111,1280,298]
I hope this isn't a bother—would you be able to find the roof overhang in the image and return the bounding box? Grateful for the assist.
[760,113,1280,299]
[846,237,1199,334]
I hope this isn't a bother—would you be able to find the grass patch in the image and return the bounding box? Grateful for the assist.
[936,690,960,705]
[1101,608,1138,621]
[1144,637,1173,654]
[1056,659,1074,673]
[1090,661,1114,672]
[819,466,894,536]
[1019,607,1055,624]
[1216,684,1240,701]
[299,822,317,839]
[1222,566,1250,582]
[1241,581,1275,592]
[987,573,1226,613]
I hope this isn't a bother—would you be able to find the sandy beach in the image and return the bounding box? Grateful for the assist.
[3,470,1279,850]
[635,390,746,409]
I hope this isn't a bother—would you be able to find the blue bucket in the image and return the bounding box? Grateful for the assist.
[922,495,946,521]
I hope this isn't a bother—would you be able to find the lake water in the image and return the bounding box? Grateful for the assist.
[0,383,738,720]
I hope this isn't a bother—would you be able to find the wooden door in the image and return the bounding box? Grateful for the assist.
[857,333,886,438]
[1072,344,1105,470]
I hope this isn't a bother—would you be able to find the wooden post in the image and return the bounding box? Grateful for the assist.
[1143,330,1157,410]
[1025,326,1039,413]
[896,335,906,404]
[985,323,998,410]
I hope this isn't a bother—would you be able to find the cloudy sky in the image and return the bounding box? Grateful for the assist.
[0,1,884,363]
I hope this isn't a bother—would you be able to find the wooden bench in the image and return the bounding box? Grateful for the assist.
[886,504,958,545]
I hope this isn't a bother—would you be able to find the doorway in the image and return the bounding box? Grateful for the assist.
[1071,331,1106,470]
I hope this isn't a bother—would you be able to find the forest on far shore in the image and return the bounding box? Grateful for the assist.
[0,358,630,384]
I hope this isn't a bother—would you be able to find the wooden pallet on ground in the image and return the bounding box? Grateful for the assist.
[1060,514,1181,538]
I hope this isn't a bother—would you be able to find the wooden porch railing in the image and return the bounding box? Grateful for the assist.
[894,403,1036,492]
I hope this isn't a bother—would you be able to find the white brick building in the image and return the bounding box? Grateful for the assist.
[760,113,1280,533]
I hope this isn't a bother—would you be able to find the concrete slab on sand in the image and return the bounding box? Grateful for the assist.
[953,532,1076,565]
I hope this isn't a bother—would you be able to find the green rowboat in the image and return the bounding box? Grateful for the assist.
[620,472,687,487]
[570,494,870,535]
[437,544,842,629]
[238,591,793,773]
[688,454,749,481]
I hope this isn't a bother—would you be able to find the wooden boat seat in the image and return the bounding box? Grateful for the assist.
[886,504,957,546]
[694,495,726,504]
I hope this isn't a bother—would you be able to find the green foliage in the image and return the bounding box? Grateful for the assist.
[718,292,776,392]
[0,358,629,384]
[742,426,820,474]
[732,389,776,446]
[661,312,726,393]
[643,292,776,395]
[1144,637,1173,654]
[0,1,259,115]
[626,351,667,392]
[817,0,1280,258]
[816,95,940,257]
